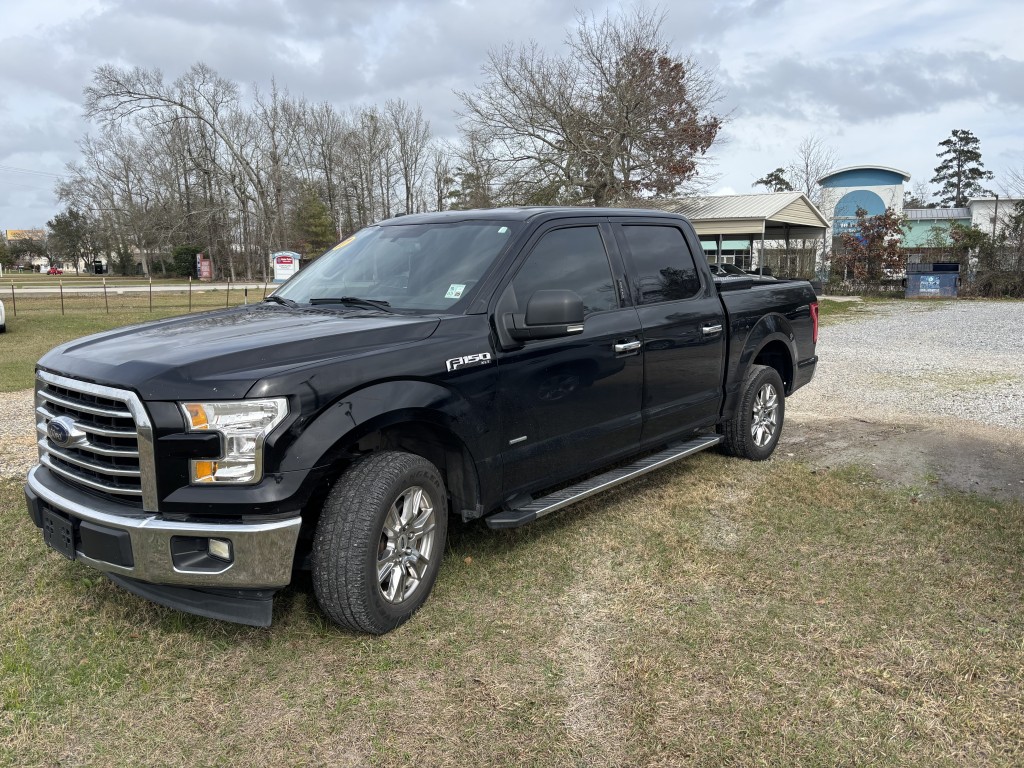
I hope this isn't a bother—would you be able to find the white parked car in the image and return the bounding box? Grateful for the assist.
[0,298,5,332]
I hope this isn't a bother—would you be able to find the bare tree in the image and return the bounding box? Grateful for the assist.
[85,64,280,265]
[73,61,444,276]
[448,130,501,209]
[386,99,431,215]
[428,144,456,212]
[903,180,934,208]
[457,6,724,206]
[301,100,346,235]
[787,135,839,209]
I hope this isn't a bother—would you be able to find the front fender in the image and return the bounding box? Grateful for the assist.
[277,379,493,473]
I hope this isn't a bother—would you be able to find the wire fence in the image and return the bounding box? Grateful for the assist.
[3,277,274,317]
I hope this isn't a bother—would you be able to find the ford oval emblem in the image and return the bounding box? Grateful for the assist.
[47,417,75,447]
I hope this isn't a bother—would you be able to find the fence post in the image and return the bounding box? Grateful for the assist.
[103,277,109,313]
[149,276,153,312]
[59,279,65,316]
[244,287,248,305]
[226,279,230,308]
[188,276,192,313]
[9,283,15,317]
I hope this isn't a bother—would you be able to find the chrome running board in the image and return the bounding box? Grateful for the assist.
[485,435,722,529]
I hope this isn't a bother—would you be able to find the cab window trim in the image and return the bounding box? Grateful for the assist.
[504,221,625,319]
[613,222,707,306]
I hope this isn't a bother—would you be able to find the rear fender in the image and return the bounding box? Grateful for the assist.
[723,313,797,417]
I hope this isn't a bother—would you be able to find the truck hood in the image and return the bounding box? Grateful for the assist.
[38,304,441,400]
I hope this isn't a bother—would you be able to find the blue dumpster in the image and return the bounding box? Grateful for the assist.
[906,262,959,298]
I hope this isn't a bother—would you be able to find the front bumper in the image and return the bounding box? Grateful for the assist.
[26,464,301,590]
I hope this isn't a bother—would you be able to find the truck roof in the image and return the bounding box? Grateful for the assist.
[376,206,690,226]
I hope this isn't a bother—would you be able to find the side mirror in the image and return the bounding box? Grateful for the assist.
[505,289,585,341]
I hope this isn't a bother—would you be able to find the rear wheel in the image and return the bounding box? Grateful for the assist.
[720,364,785,461]
[312,451,448,634]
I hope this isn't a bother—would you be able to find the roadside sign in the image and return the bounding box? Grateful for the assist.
[272,251,301,283]
[196,254,213,280]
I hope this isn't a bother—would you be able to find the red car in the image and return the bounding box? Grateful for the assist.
[47,267,63,275]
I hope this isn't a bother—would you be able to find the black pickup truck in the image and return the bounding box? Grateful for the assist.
[25,207,818,633]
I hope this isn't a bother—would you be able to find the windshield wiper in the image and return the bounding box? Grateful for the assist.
[309,296,394,312]
[263,294,298,308]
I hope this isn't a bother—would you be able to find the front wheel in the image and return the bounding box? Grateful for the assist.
[312,451,448,634]
[720,365,786,461]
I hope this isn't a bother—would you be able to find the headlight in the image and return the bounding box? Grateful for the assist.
[180,399,288,484]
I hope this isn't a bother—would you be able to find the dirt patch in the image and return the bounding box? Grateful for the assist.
[783,413,1024,502]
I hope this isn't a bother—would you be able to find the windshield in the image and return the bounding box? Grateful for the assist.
[274,220,520,312]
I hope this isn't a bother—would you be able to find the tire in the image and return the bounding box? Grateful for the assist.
[720,364,785,461]
[312,451,448,634]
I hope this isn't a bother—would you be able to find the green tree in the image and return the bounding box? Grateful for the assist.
[0,239,11,271]
[835,207,905,282]
[47,209,93,273]
[9,236,52,269]
[984,201,1024,276]
[172,245,202,277]
[753,168,793,192]
[930,129,993,207]
[968,204,1024,296]
[948,221,990,263]
[290,188,337,257]
[113,247,136,276]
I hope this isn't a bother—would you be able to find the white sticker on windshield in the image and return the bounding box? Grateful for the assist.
[445,283,466,299]
[498,226,508,233]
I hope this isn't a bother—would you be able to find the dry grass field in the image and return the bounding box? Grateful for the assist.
[2,299,1022,767]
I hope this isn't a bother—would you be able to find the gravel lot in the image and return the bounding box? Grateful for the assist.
[788,300,1024,435]
[1,389,35,481]
[2,300,1022,492]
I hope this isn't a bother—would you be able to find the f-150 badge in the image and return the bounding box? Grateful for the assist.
[446,353,492,372]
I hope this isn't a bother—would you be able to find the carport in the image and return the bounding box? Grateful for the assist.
[638,192,829,273]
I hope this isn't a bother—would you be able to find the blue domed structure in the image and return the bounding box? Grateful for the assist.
[817,165,910,240]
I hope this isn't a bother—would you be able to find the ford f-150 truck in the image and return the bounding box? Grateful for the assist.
[25,207,818,633]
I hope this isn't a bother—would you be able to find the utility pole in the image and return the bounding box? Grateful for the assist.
[992,193,1000,240]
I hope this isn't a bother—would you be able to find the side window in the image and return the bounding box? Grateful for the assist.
[620,225,703,304]
[512,226,617,316]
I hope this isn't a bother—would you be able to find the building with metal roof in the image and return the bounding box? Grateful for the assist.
[628,192,829,273]
[902,208,972,249]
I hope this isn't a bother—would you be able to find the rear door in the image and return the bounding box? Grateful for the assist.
[612,219,726,445]
[495,221,644,496]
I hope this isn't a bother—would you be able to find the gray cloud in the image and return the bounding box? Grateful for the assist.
[1,0,1021,227]
[728,50,1024,122]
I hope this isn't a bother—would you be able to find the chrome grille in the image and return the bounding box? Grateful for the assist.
[35,370,158,510]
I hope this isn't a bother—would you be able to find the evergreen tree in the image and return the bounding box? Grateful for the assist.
[753,168,794,193]
[47,209,93,273]
[930,129,993,207]
[291,187,337,257]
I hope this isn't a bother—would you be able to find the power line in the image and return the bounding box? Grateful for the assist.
[0,164,64,179]
[1,181,56,193]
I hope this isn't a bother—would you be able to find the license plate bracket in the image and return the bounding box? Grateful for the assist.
[43,509,77,560]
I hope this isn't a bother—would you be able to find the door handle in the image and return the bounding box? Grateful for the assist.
[702,324,723,336]
[614,340,642,354]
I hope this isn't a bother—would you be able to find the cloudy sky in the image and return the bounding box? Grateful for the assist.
[2,0,1022,228]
